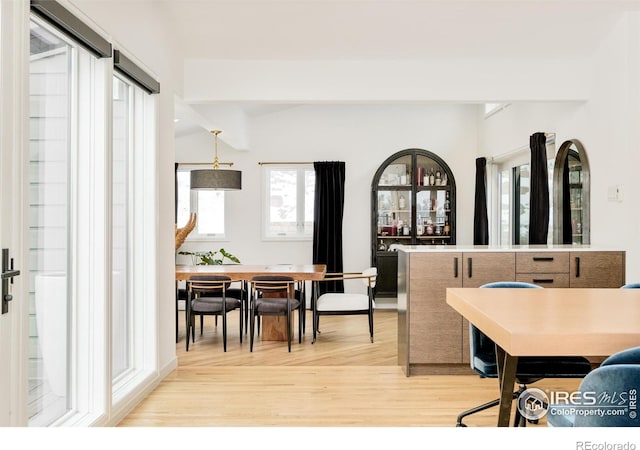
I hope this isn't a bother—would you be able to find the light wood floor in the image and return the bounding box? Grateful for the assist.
[118,309,582,427]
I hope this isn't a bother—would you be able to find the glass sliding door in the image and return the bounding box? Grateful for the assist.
[28,19,72,426]
[112,76,131,381]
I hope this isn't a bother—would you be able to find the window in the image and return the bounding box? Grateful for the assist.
[112,75,132,382]
[112,68,158,405]
[262,164,315,239]
[484,103,509,118]
[29,17,74,426]
[176,168,226,239]
[495,147,554,246]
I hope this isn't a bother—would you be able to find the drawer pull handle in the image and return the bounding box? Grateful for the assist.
[467,258,472,278]
[454,257,458,278]
[533,278,554,284]
[575,257,581,277]
[533,257,554,262]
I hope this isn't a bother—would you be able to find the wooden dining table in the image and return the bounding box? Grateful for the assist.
[446,287,640,427]
[176,264,327,341]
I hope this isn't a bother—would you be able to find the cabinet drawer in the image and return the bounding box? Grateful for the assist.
[515,273,570,288]
[516,252,569,274]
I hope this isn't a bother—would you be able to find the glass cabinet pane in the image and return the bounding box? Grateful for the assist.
[416,155,449,187]
[376,190,412,250]
[379,155,412,186]
[416,189,451,242]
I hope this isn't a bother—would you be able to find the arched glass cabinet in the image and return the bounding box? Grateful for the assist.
[553,139,590,245]
[371,149,457,297]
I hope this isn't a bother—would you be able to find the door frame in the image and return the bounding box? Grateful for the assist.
[0,0,30,426]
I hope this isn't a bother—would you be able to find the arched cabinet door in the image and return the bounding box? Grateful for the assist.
[371,148,456,298]
[553,139,590,245]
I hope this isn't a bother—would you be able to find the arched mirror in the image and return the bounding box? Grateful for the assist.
[553,139,590,244]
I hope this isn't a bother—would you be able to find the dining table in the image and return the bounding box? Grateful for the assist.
[176,263,327,341]
[446,287,640,426]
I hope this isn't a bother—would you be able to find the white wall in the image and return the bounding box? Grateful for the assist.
[478,12,640,282]
[71,3,640,421]
[176,104,480,277]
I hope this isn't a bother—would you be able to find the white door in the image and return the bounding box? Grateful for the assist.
[0,0,28,426]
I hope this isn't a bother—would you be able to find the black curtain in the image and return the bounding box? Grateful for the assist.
[473,157,489,245]
[313,161,345,295]
[562,159,572,244]
[529,132,549,244]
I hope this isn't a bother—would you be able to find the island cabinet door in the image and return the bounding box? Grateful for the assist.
[460,252,516,363]
[409,252,462,364]
[461,252,516,288]
[569,251,626,288]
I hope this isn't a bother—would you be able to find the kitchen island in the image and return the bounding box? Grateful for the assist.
[396,245,626,376]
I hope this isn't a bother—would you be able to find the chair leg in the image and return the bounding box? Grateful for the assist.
[238,306,243,344]
[222,312,227,352]
[250,308,255,352]
[456,390,521,427]
[456,398,500,427]
[186,311,191,352]
[369,311,374,343]
[200,315,204,335]
[286,308,292,352]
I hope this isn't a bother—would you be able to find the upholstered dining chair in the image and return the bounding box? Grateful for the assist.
[249,275,302,352]
[456,281,593,427]
[621,282,640,289]
[547,346,640,427]
[312,268,377,344]
[186,275,242,352]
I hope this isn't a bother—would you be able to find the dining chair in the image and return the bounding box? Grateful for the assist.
[312,268,377,344]
[186,275,242,352]
[621,282,640,289]
[456,281,593,427]
[249,275,302,352]
[547,346,640,427]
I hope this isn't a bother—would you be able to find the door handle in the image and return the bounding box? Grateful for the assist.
[2,248,20,314]
[467,257,472,278]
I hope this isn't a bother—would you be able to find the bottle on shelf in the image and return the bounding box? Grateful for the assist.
[429,168,435,186]
[444,191,450,210]
[435,168,442,185]
[425,218,434,236]
[417,167,425,186]
[391,212,398,236]
[444,217,450,236]
[399,193,406,210]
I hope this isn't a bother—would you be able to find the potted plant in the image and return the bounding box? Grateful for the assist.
[178,248,241,265]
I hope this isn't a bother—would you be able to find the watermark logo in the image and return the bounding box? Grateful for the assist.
[516,387,638,422]
[517,388,549,420]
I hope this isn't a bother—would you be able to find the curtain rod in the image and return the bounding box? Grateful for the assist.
[488,132,556,164]
[177,162,234,167]
[258,161,313,165]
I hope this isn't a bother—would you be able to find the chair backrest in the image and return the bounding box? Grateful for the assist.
[601,345,640,366]
[188,275,232,296]
[470,282,542,373]
[251,275,295,298]
[573,364,640,426]
[362,267,377,288]
[621,282,640,289]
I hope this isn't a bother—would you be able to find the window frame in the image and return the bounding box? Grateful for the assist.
[176,166,227,241]
[261,164,315,241]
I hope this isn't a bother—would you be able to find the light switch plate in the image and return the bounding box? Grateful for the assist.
[607,185,623,202]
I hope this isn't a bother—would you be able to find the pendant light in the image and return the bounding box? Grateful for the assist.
[190,130,242,190]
